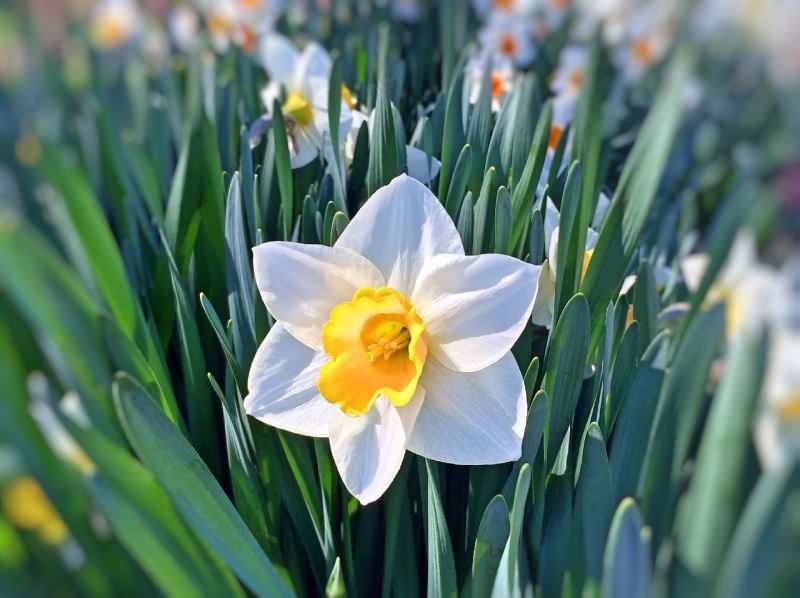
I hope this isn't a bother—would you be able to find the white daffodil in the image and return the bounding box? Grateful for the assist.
[169,6,200,53]
[392,0,423,23]
[478,13,537,67]
[537,92,577,192]
[681,231,776,339]
[245,175,540,504]
[204,0,238,53]
[551,45,589,98]
[612,4,676,83]
[755,258,800,471]
[467,52,514,113]
[472,0,537,20]
[90,0,141,50]
[259,33,352,169]
[532,0,572,40]
[345,110,441,184]
[530,195,604,328]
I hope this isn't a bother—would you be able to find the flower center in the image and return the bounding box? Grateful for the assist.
[632,38,653,65]
[282,90,314,127]
[776,393,800,423]
[499,34,518,57]
[493,0,515,10]
[491,72,506,98]
[341,83,358,109]
[568,69,584,91]
[548,124,563,151]
[318,287,427,416]
[93,14,128,48]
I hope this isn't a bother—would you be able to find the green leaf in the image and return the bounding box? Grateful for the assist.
[472,166,497,254]
[575,424,615,583]
[438,68,466,204]
[491,464,531,598]
[425,460,457,598]
[272,99,295,240]
[112,374,292,597]
[509,100,551,252]
[160,232,222,477]
[601,321,640,436]
[493,186,512,254]
[616,51,693,254]
[608,365,663,501]
[457,191,475,249]
[602,499,651,598]
[56,405,244,598]
[327,58,348,216]
[469,495,510,598]
[367,27,400,196]
[676,330,767,580]
[325,557,346,598]
[445,144,473,218]
[637,303,725,548]
[40,147,137,338]
[715,465,800,598]
[542,293,590,468]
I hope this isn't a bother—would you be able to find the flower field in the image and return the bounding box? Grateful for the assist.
[1,1,799,596]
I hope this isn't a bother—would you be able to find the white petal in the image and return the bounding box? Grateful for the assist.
[260,81,282,112]
[531,260,556,328]
[294,42,332,86]
[543,197,560,253]
[244,323,335,438]
[680,253,709,292]
[592,192,611,229]
[408,354,526,464]
[328,391,423,504]
[290,124,321,169]
[406,146,441,184]
[252,242,385,349]
[412,253,539,372]
[259,33,298,84]
[335,174,464,296]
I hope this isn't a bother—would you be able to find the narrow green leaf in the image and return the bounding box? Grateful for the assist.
[112,375,292,597]
[425,460,457,598]
[602,499,651,598]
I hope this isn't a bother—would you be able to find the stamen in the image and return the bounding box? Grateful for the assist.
[366,324,411,362]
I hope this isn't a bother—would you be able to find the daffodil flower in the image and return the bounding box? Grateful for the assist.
[90,0,141,50]
[551,46,589,98]
[478,13,536,67]
[537,93,578,193]
[467,52,514,113]
[532,0,572,40]
[755,258,800,471]
[681,231,776,339]
[245,175,540,504]
[531,196,602,328]
[472,0,536,20]
[611,4,675,83]
[169,6,200,53]
[345,110,441,184]
[259,33,352,169]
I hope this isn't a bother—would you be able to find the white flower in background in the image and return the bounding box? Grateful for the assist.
[478,13,537,67]
[90,0,141,50]
[259,33,352,169]
[530,195,606,328]
[346,111,441,184]
[537,93,577,192]
[472,0,537,20]
[612,4,675,83]
[392,0,423,23]
[204,0,238,53]
[467,53,514,113]
[681,231,777,339]
[551,45,589,98]
[245,175,540,504]
[755,258,800,471]
[169,5,200,52]
[532,0,572,40]
[575,0,633,44]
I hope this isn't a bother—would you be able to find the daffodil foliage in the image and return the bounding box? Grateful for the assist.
[1,1,799,597]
